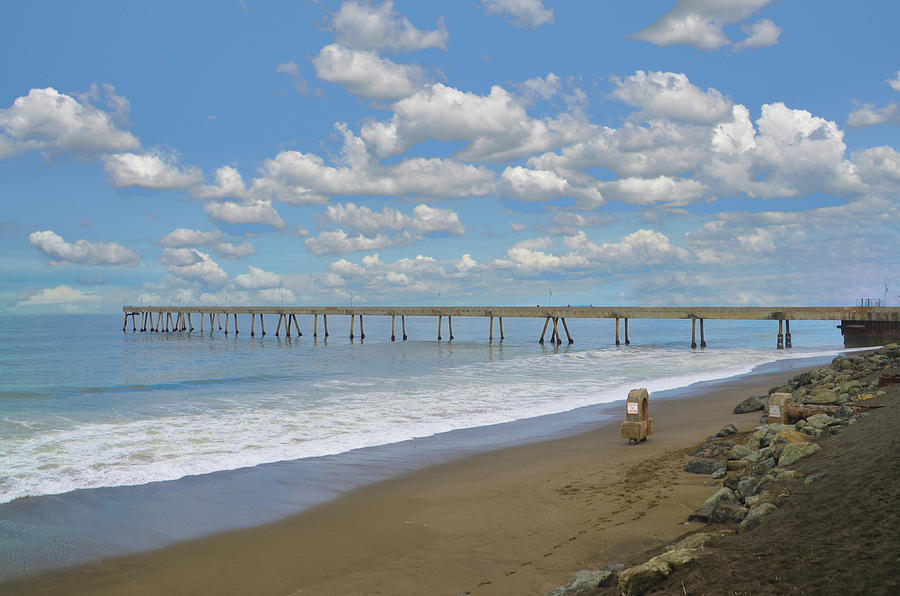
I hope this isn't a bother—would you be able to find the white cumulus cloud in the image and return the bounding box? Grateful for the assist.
[233,265,282,289]
[159,248,228,285]
[29,230,139,266]
[629,0,778,51]
[332,0,448,53]
[480,0,554,29]
[610,71,733,124]
[312,44,423,100]
[160,228,222,247]
[733,18,782,52]
[204,200,285,228]
[103,151,203,189]
[305,230,395,256]
[0,87,140,159]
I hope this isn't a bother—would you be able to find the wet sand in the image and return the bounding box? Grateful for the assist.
[2,367,806,595]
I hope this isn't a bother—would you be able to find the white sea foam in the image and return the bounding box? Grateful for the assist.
[0,335,844,503]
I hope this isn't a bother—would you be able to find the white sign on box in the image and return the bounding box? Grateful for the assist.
[627,402,639,415]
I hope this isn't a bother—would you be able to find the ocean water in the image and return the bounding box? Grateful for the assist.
[0,313,847,506]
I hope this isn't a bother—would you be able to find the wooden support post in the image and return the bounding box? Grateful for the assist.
[700,318,706,348]
[489,315,494,342]
[200,313,204,334]
[401,315,406,340]
[285,314,291,337]
[251,314,256,337]
[448,316,454,340]
[359,315,364,340]
[217,312,222,330]
[324,314,329,338]
[260,314,265,336]
[561,317,573,344]
[314,314,318,338]
[391,315,396,341]
[785,320,791,348]
[553,317,562,345]
[350,314,354,339]
[234,313,239,335]
[175,312,181,332]
[499,316,505,340]
[224,313,229,335]
[188,313,193,332]
[539,316,550,344]
[166,312,172,332]
[777,319,784,349]
[123,314,128,332]
[275,314,283,336]
[293,314,302,336]
[140,312,146,332]
[437,315,442,341]
[691,318,697,349]
[615,317,620,346]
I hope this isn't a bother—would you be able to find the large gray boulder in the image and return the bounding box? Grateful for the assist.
[738,502,778,533]
[543,569,616,596]
[689,488,740,522]
[618,549,701,596]
[733,394,766,413]
[684,459,726,475]
[778,442,821,466]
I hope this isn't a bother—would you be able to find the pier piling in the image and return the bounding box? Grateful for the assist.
[314,314,318,338]
[251,314,256,337]
[324,314,329,338]
[449,315,454,340]
[489,315,494,342]
[260,314,266,336]
[401,315,407,340]
[350,314,355,340]
[777,319,784,349]
[391,315,396,341]
[785,319,791,348]
[615,317,620,346]
[691,318,697,349]
[561,317,573,344]
[275,314,283,337]
[539,316,550,344]
[437,315,442,341]
[359,315,364,340]
[700,318,706,348]
[293,314,302,336]
[624,317,630,345]
[499,316,505,340]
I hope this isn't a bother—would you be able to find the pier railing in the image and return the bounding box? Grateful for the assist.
[122,305,900,349]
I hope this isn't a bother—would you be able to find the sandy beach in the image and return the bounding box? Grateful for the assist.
[3,364,816,595]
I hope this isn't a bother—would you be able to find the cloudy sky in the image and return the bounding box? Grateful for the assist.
[2,0,898,313]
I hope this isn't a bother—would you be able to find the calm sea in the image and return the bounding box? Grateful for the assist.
[0,312,845,505]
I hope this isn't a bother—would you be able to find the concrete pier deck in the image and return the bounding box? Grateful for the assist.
[122,305,900,348]
[122,305,900,321]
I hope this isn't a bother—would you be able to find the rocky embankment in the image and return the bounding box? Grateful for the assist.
[543,344,900,596]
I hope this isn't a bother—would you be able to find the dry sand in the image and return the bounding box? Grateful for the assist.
[3,369,812,596]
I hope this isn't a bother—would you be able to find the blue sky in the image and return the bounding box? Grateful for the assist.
[2,0,898,313]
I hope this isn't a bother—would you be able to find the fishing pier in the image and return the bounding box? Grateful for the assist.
[122,306,900,348]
